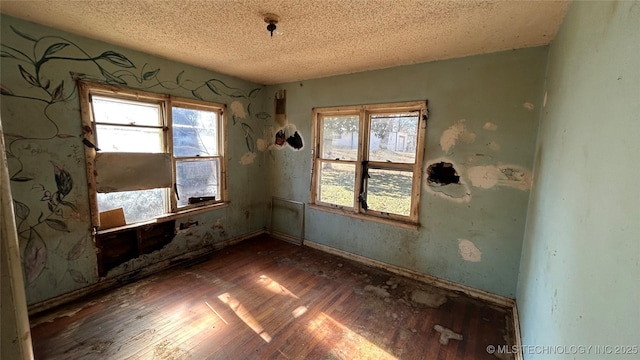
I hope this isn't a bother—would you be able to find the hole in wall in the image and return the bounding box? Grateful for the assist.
[427,162,460,185]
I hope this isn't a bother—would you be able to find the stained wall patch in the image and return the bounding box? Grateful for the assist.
[440,120,476,153]
[458,239,482,262]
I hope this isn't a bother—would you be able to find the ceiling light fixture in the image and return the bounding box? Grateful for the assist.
[263,13,280,37]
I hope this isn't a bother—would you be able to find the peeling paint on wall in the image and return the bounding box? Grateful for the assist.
[256,138,267,151]
[458,239,482,262]
[230,100,247,119]
[467,164,532,190]
[523,102,535,111]
[440,119,475,153]
[240,151,256,165]
[483,122,498,131]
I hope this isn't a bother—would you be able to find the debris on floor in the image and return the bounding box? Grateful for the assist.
[434,324,463,345]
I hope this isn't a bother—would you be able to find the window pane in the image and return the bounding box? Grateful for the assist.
[366,169,412,216]
[318,162,355,208]
[176,159,220,207]
[92,96,160,126]
[96,124,163,152]
[321,116,359,161]
[172,107,218,157]
[97,189,165,224]
[369,113,418,164]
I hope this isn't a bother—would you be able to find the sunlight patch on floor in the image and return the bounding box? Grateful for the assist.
[218,292,272,343]
[307,312,397,359]
[292,305,308,318]
[257,274,300,299]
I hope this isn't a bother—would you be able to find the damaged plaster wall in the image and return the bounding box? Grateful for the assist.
[517,1,640,357]
[266,46,547,297]
[0,15,270,305]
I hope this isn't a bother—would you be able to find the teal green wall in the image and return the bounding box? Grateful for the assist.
[0,15,271,305]
[517,1,640,358]
[266,47,548,297]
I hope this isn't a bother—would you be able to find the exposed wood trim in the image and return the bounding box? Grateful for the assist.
[512,302,524,360]
[311,101,426,114]
[303,239,515,308]
[77,82,100,229]
[219,104,228,203]
[356,108,366,212]
[311,101,426,225]
[96,202,230,235]
[77,81,169,102]
[411,101,428,221]
[167,97,178,212]
[27,228,265,316]
[171,96,226,112]
[308,203,419,230]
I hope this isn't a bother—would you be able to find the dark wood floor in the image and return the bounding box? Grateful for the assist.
[30,235,515,359]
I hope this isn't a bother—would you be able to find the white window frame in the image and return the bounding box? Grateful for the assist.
[79,82,228,231]
[310,101,427,228]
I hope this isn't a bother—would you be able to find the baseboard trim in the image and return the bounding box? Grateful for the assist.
[268,230,303,246]
[303,239,515,308]
[512,302,524,360]
[28,229,265,317]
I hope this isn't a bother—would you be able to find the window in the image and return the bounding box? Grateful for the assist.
[79,83,227,230]
[311,101,427,226]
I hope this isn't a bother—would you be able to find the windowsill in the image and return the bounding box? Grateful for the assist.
[96,201,230,235]
[308,203,420,230]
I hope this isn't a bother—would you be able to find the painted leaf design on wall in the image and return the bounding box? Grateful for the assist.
[98,51,135,68]
[100,68,126,85]
[43,43,70,57]
[0,85,14,95]
[14,200,30,220]
[245,133,255,153]
[44,219,70,232]
[228,91,245,98]
[10,25,37,42]
[176,70,184,84]
[19,65,40,87]
[68,269,88,284]
[52,162,73,196]
[24,229,47,283]
[1,50,18,59]
[248,87,261,98]
[255,112,271,120]
[67,236,87,261]
[51,81,64,101]
[59,200,78,211]
[142,69,159,80]
[191,90,203,100]
[205,80,221,96]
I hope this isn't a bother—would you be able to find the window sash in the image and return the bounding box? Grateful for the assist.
[311,101,427,225]
[172,156,223,210]
[79,82,227,230]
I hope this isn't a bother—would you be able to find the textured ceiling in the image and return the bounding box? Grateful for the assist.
[0,0,570,85]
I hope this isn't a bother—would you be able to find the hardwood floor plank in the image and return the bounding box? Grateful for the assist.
[30,235,515,359]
